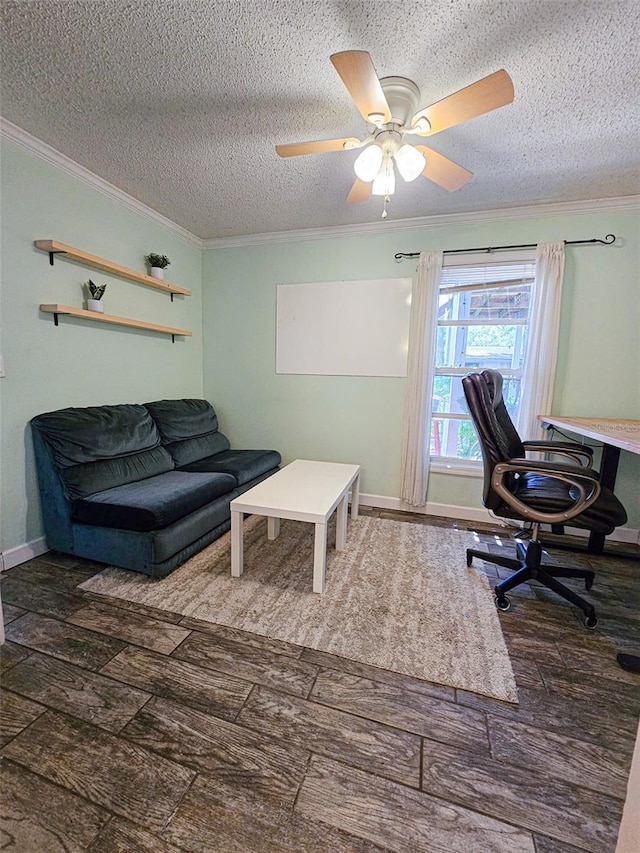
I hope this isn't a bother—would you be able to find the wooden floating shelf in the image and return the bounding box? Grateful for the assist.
[40,304,192,340]
[34,240,191,297]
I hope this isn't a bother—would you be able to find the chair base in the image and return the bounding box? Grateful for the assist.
[467,539,598,628]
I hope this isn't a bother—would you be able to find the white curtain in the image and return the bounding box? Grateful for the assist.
[399,251,443,506]
[518,241,566,439]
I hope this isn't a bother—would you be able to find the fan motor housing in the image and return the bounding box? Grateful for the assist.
[380,76,421,127]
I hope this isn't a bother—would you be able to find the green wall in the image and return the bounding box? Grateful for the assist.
[2,133,638,559]
[0,139,204,554]
[202,208,640,530]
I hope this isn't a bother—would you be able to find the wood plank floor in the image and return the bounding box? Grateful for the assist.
[1,509,639,852]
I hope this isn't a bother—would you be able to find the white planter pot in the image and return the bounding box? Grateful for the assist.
[87,299,104,313]
[150,267,164,280]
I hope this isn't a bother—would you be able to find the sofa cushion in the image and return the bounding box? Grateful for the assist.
[72,471,236,532]
[145,398,219,442]
[31,404,174,498]
[32,404,162,466]
[61,446,174,500]
[165,433,231,467]
[145,398,232,467]
[178,449,281,486]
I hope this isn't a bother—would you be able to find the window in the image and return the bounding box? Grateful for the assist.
[430,254,536,464]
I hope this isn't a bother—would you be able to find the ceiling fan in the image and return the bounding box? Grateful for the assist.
[276,51,514,217]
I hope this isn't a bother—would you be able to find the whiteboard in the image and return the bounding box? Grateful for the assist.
[276,278,412,377]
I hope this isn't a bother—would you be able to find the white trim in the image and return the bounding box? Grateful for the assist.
[443,250,538,267]
[438,318,528,327]
[431,413,472,422]
[563,525,640,546]
[358,492,640,545]
[435,367,523,376]
[359,493,497,524]
[203,196,640,250]
[0,118,203,250]
[1,537,49,571]
[429,459,482,475]
[3,118,636,251]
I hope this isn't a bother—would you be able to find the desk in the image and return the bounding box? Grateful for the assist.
[538,416,640,554]
[539,416,640,675]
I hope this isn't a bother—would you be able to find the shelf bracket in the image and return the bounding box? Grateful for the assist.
[171,334,175,343]
[171,293,174,302]
[48,250,65,266]
[53,313,59,326]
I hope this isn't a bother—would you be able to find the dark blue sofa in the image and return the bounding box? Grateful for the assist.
[31,399,280,578]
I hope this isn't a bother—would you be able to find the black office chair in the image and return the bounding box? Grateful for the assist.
[462,370,628,628]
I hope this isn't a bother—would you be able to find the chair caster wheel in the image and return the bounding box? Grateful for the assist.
[584,613,598,630]
[495,594,512,612]
[585,572,595,591]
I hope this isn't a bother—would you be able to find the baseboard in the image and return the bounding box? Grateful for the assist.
[1,537,48,571]
[562,525,639,546]
[358,493,640,545]
[359,493,498,525]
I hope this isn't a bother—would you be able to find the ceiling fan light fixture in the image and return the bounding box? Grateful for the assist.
[354,144,384,182]
[371,151,395,196]
[276,52,512,209]
[394,143,426,182]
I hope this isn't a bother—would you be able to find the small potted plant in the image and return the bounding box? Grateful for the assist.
[144,253,171,280]
[84,280,107,313]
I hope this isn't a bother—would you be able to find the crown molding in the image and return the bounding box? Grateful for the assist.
[0,118,203,250]
[203,195,640,251]
[3,117,636,254]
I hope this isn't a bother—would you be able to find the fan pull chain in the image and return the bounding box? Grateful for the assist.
[381,194,390,219]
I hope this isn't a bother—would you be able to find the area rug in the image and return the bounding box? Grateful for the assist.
[79,516,518,703]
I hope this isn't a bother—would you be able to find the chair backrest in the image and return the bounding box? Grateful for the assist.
[481,370,525,459]
[462,370,520,509]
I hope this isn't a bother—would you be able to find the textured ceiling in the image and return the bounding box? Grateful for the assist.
[1,0,639,239]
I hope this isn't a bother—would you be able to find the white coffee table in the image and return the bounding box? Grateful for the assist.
[230,459,360,593]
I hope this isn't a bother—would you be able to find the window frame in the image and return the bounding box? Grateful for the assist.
[429,250,537,475]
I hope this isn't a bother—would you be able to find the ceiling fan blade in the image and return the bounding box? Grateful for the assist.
[346,178,372,203]
[276,137,360,157]
[415,146,473,192]
[411,70,514,136]
[330,50,391,124]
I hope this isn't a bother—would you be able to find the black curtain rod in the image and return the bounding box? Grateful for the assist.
[394,234,616,261]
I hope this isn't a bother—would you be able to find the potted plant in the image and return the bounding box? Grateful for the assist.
[84,280,107,313]
[144,253,171,280]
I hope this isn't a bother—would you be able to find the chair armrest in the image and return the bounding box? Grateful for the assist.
[491,458,601,525]
[507,458,600,480]
[522,440,594,467]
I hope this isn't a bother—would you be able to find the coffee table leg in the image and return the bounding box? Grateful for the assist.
[351,473,360,518]
[313,522,328,593]
[267,517,280,540]
[336,494,348,551]
[231,509,244,578]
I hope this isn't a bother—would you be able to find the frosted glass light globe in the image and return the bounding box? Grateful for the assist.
[354,145,384,182]
[394,144,426,182]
